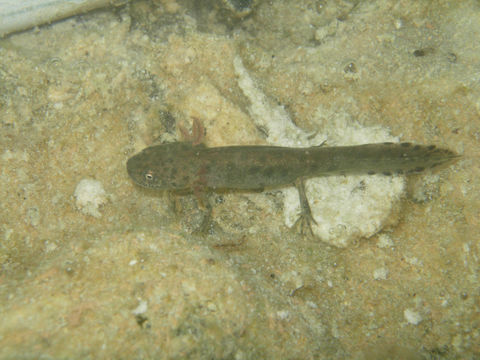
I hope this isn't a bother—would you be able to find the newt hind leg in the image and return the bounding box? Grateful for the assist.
[293,178,317,237]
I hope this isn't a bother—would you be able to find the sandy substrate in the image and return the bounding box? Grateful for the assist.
[0,0,478,358]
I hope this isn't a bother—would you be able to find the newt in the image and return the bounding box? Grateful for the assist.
[126,120,460,234]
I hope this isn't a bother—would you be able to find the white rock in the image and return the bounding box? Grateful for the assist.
[74,179,107,218]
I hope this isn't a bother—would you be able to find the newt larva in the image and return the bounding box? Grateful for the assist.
[127,141,459,191]
[127,136,459,235]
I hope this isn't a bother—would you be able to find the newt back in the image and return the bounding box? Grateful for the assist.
[126,142,459,191]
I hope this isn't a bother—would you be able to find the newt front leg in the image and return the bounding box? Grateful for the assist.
[178,117,205,145]
[177,118,214,234]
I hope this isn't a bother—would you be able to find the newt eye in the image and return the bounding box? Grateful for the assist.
[145,171,154,181]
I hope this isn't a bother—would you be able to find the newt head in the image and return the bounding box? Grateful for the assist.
[127,142,203,191]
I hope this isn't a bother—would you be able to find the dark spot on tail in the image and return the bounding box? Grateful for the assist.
[413,49,426,57]
[396,169,404,175]
[401,142,411,147]
[367,170,376,175]
[427,145,436,150]
[383,142,394,145]
[413,145,421,150]
[382,171,392,176]
[408,166,425,174]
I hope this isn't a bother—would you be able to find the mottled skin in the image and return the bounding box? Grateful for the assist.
[127,142,458,191]
[126,138,459,234]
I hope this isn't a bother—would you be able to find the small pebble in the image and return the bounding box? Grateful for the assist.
[26,207,40,226]
[132,300,148,315]
[74,179,107,218]
[404,308,422,325]
[277,310,290,320]
[373,267,388,280]
[377,234,394,248]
